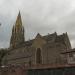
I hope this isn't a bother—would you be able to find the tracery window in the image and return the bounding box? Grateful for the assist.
[36,48,42,64]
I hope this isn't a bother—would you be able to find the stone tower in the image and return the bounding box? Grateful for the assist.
[10,11,25,48]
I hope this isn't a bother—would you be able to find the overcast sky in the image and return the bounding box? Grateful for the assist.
[0,0,75,48]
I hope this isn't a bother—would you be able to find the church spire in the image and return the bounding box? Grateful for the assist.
[15,11,22,27]
[10,11,25,48]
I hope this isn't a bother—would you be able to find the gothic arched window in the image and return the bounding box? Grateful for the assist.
[36,48,42,64]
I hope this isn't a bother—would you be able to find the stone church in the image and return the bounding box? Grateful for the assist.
[2,12,72,66]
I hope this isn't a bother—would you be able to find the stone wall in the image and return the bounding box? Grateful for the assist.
[0,65,27,75]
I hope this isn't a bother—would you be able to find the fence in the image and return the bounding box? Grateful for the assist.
[0,64,75,75]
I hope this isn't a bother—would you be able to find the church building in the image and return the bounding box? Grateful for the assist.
[2,12,72,66]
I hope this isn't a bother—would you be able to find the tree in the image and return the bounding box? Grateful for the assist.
[0,49,7,66]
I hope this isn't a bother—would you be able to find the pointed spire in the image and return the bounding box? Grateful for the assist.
[18,10,21,16]
[10,11,25,48]
[15,11,22,26]
[18,11,21,20]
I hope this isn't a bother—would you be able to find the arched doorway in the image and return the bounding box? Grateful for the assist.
[36,48,42,64]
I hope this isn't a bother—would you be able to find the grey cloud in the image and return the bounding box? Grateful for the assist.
[0,0,75,48]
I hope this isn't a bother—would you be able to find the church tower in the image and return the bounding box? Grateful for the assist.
[10,11,25,48]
